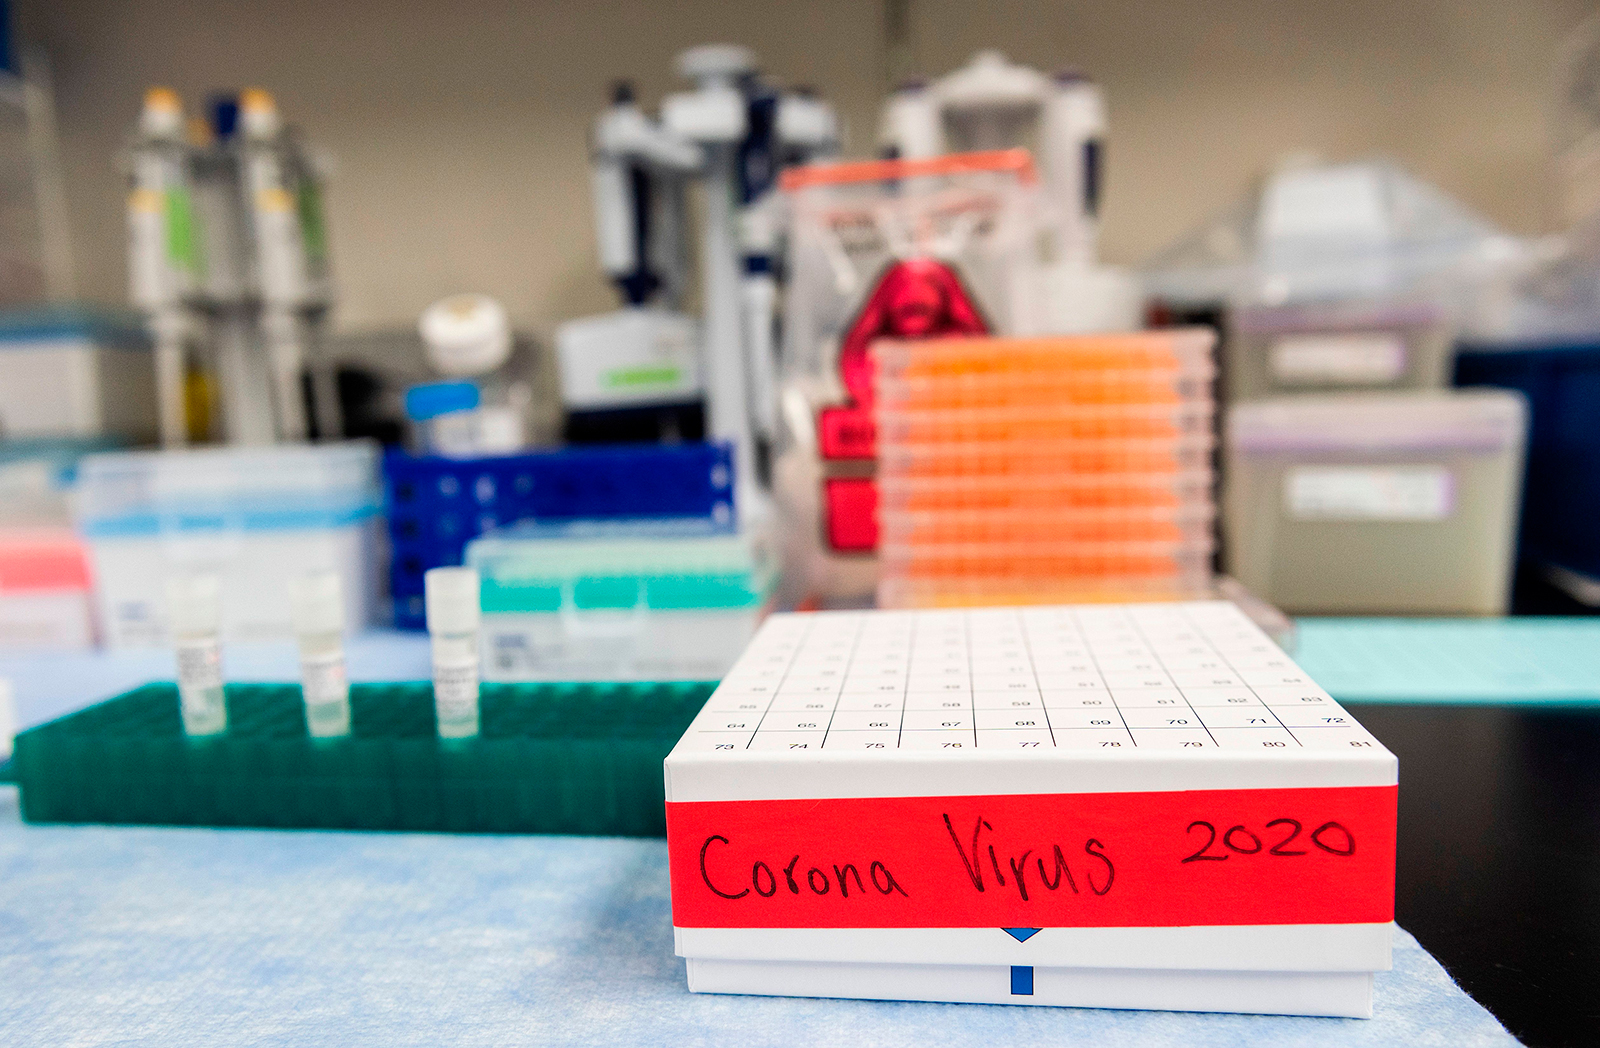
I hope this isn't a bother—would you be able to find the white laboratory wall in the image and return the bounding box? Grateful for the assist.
[15,0,1594,341]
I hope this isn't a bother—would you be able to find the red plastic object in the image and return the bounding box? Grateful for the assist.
[817,258,988,554]
[819,258,988,463]
[838,258,989,410]
[824,477,879,552]
[817,406,876,460]
[0,530,92,592]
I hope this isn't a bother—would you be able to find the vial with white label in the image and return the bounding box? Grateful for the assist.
[167,574,227,737]
[425,566,481,739]
[288,570,351,738]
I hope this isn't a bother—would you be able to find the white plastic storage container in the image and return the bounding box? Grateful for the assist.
[0,306,156,440]
[468,521,773,682]
[1224,391,1526,614]
[76,442,382,646]
[1226,300,1452,402]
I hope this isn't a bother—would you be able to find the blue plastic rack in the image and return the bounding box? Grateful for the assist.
[383,442,734,628]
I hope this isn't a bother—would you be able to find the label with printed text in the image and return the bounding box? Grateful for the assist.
[1285,466,1453,521]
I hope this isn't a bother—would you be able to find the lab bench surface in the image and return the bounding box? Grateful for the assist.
[1354,705,1600,1048]
[4,623,1597,1044]
[0,789,1511,1048]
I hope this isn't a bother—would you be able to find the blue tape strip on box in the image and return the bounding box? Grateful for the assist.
[79,497,382,537]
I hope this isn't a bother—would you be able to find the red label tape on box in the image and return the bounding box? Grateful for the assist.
[668,785,1396,928]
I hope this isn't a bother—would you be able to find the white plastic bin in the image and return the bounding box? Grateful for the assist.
[1226,300,1452,402]
[1224,391,1526,614]
[0,307,156,440]
[76,442,382,646]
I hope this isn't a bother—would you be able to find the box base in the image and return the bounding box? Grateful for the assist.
[685,957,1374,1018]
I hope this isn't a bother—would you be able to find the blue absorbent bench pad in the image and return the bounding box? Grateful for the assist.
[0,790,1515,1047]
[1295,617,1600,704]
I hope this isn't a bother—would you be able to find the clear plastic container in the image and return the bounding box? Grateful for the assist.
[1226,300,1451,401]
[877,434,1215,478]
[1143,158,1515,311]
[872,330,1217,380]
[878,538,1215,579]
[876,401,1214,444]
[75,441,381,646]
[873,330,1216,409]
[1224,390,1527,614]
[879,469,1213,512]
[879,503,1216,545]
[876,369,1212,409]
[772,151,1050,603]
[781,151,1047,386]
[467,520,774,681]
[877,567,1214,609]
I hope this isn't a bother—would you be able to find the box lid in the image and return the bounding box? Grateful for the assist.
[1227,390,1526,454]
[75,441,381,536]
[0,305,149,348]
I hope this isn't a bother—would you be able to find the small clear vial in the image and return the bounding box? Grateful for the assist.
[425,566,481,739]
[167,574,227,737]
[288,570,351,738]
[0,677,15,762]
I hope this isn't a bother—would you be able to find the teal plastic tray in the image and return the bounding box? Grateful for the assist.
[6,680,714,835]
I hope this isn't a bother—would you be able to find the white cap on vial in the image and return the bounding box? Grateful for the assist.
[239,87,282,140]
[419,294,512,377]
[288,570,345,636]
[139,87,184,140]
[166,573,222,635]
[425,567,480,634]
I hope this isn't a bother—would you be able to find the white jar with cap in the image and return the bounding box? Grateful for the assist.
[167,573,227,736]
[425,566,482,738]
[412,295,532,458]
[288,570,351,738]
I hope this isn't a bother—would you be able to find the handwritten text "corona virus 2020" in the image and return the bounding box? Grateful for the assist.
[695,814,1115,904]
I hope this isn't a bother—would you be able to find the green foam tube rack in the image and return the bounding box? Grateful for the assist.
[5,680,715,835]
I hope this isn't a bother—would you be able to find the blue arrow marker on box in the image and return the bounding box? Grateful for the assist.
[1003,927,1041,942]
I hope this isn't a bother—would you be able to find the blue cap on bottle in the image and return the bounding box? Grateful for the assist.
[209,94,240,139]
[405,380,480,421]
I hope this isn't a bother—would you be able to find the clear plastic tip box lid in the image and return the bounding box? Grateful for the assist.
[468,519,774,613]
[74,441,381,535]
[1143,158,1518,307]
[469,520,774,682]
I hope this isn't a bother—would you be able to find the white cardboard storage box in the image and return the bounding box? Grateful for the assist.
[664,601,1396,1017]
